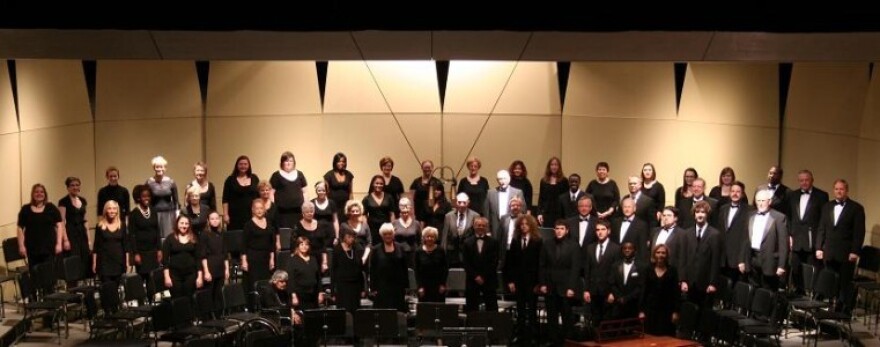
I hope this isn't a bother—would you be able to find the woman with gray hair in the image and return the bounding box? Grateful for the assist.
[392,197,420,266]
[293,201,332,272]
[146,155,179,237]
[340,200,371,247]
[368,223,408,312]
[414,227,448,303]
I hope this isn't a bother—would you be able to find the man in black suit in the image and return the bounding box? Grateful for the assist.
[503,214,543,344]
[540,220,582,346]
[787,170,829,295]
[680,201,722,310]
[755,165,790,217]
[583,219,621,326]
[462,217,499,312]
[714,181,751,284]
[566,195,597,253]
[608,242,644,320]
[677,178,719,229]
[816,179,865,313]
[623,176,658,228]
[611,197,650,261]
[739,189,788,291]
[559,173,585,219]
[484,170,524,233]
[648,206,687,274]
[497,196,525,270]
[442,192,480,267]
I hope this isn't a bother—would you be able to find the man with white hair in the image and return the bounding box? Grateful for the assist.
[622,176,658,228]
[739,189,788,291]
[443,192,480,266]
[484,170,524,233]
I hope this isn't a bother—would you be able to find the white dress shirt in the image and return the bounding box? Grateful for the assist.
[751,211,770,250]
[656,227,673,246]
[799,189,811,220]
[623,261,634,285]
[619,217,633,243]
[834,200,845,226]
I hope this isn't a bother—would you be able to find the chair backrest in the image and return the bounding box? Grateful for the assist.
[2,237,24,263]
[801,263,816,293]
[278,228,292,251]
[858,245,880,274]
[147,267,166,302]
[467,311,514,343]
[122,273,148,304]
[732,281,754,312]
[194,288,215,321]
[223,282,247,312]
[61,256,83,282]
[714,275,733,308]
[275,250,292,274]
[447,268,466,293]
[749,288,775,319]
[32,261,56,295]
[150,297,173,332]
[224,229,244,255]
[814,269,840,301]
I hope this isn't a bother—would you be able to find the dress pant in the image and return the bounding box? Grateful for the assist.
[750,251,780,291]
[546,292,574,345]
[824,259,856,313]
[790,250,815,295]
[465,279,497,312]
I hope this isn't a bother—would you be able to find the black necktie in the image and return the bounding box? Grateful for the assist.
[598,243,604,261]
[696,227,702,241]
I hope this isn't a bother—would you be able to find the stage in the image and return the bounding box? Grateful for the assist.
[565,335,701,347]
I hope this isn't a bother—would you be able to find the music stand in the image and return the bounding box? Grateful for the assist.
[416,303,460,340]
[467,311,513,344]
[353,309,401,347]
[304,309,347,347]
[441,326,489,347]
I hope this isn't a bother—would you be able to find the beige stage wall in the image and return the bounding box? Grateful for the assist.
[1,60,879,286]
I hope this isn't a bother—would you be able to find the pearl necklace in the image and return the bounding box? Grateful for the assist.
[138,205,151,219]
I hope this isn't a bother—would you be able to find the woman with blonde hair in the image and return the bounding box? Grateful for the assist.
[180,185,210,235]
[186,161,217,211]
[93,200,129,284]
[457,157,489,214]
[340,200,371,247]
[147,156,179,237]
[414,227,448,303]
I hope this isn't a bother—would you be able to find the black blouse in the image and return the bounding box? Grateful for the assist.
[162,236,201,275]
[290,254,321,295]
[457,176,490,215]
[17,204,62,258]
[586,180,621,215]
[97,184,130,217]
[510,177,534,212]
[271,171,308,211]
[129,207,160,252]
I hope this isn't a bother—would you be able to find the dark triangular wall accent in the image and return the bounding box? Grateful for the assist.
[674,62,688,114]
[778,62,794,164]
[557,62,571,111]
[82,61,97,120]
[870,62,875,81]
[195,61,210,113]
[435,60,449,112]
[7,60,19,127]
[316,61,328,111]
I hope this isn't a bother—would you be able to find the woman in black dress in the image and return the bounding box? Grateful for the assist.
[422,180,451,231]
[255,181,278,229]
[147,156,179,238]
[673,168,698,210]
[640,163,666,219]
[311,181,339,234]
[379,156,405,209]
[293,202,332,273]
[162,215,203,300]
[331,229,366,312]
[187,161,217,211]
[509,160,534,214]
[59,177,91,281]
[368,223,408,312]
[392,197,420,266]
[271,151,308,228]
[93,200,129,284]
[362,175,395,245]
[341,200,371,248]
[414,227,447,303]
[639,244,680,337]
[180,186,210,236]
[586,162,621,220]
[709,167,747,206]
[222,155,260,230]
[97,166,130,218]
[242,199,276,292]
[130,185,161,280]
[324,152,353,220]
[457,157,489,214]
[290,237,324,310]
[201,211,228,315]
[17,184,64,270]
[537,157,568,227]
[503,215,543,343]
[410,160,444,223]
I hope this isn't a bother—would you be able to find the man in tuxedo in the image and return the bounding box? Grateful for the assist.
[680,201,722,310]
[484,169,524,233]
[623,176,658,228]
[462,217,499,312]
[540,220,582,346]
[566,195,597,252]
[497,196,525,270]
[649,206,686,273]
[714,181,751,284]
[677,178,719,229]
[787,170,829,295]
[583,220,621,326]
[611,197,650,261]
[442,192,480,266]
[559,173,585,219]
[816,179,865,313]
[608,242,644,320]
[739,189,788,291]
[755,165,790,217]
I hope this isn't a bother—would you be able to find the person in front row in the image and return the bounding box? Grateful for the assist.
[260,270,305,344]
[739,189,788,291]
[608,242,644,320]
[462,217,499,312]
[639,244,680,337]
[583,219,621,326]
[540,220,582,347]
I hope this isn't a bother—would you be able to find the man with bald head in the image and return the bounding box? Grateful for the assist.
[443,192,479,266]
[622,176,658,228]
[739,189,788,291]
[611,197,650,261]
[484,169,524,233]
[786,170,828,295]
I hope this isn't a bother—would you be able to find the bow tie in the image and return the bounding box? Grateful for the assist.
[757,211,768,216]
[663,228,673,233]
[624,260,634,265]
[623,218,632,223]
[801,190,810,195]
[768,184,777,190]
[498,187,507,193]
[835,200,846,206]
[476,235,486,240]
[580,217,590,222]
[730,204,739,208]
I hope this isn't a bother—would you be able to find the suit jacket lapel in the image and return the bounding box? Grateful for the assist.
[762,214,774,243]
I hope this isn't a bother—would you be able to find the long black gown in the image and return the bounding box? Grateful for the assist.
[640,266,680,336]
[94,224,127,283]
[222,174,260,231]
[538,178,568,227]
[129,207,161,277]
[331,244,365,312]
[59,196,91,278]
[324,170,353,220]
[414,247,448,303]
[271,170,308,228]
[243,219,276,292]
[362,194,394,245]
[369,243,408,312]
